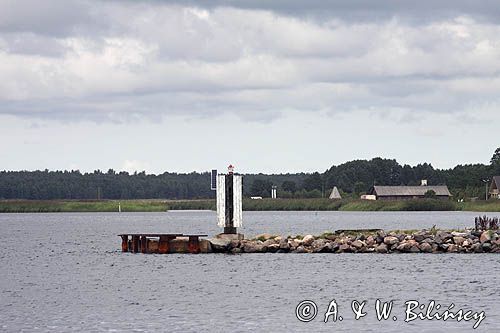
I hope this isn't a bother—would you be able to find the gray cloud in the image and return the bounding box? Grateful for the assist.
[0,0,500,124]
[142,0,500,23]
[1,32,68,57]
[0,0,95,36]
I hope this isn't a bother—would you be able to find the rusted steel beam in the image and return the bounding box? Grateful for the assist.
[121,235,129,252]
[132,235,139,253]
[148,238,159,253]
[120,233,183,237]
[158,235,172,254]
[188,236,201,254]
[120,234,207,254]
[140,236,148,253]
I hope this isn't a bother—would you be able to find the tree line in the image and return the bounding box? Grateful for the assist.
[1,148,499,200]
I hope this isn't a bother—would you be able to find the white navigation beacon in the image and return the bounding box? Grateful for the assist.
[215,164,243,234]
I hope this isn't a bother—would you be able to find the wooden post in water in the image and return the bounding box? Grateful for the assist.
[140,236,148,253]
[188,236,201,254]
[120,235,128,252]
[132,235,139,253]
[158,236,170,254]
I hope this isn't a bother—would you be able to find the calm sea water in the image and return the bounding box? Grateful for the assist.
[1,211,499,332]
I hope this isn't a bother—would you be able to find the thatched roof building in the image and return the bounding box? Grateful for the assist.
[490,176,500,199]
[368,185,451,201]
[329,186,342,200]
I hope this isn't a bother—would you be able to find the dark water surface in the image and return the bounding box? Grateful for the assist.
[1,211,499,332]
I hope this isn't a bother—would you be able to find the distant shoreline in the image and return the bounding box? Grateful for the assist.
[0,198,499,213]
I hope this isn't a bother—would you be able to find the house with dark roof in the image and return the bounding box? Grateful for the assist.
[368,185,452,201]
[490,177,500,199]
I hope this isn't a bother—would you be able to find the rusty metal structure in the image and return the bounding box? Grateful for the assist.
[118,234,207,254]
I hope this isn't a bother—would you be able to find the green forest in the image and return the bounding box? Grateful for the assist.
[1,148,499,201]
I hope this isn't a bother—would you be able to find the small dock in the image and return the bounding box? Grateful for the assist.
[119,233,208,254]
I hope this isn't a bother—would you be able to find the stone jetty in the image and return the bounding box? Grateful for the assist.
[208,229,500,254]
[119,229,500,254]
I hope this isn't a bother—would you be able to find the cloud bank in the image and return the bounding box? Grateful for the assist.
[1,0,500,123]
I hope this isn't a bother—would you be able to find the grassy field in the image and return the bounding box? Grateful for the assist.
[244,198,464,211]
[457,200,500,212]
[0,199,213,213]
[0,198,499,212]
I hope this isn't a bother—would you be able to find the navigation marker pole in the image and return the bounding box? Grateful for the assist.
[271,185,277,199]
[214,164,244,240]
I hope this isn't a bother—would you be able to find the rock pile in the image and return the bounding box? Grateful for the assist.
[208,230,500,254]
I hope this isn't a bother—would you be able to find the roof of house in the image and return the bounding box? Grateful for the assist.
[370,185,451,197]
[329,186,342,199]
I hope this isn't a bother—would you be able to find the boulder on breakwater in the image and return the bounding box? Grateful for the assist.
[207,229,500,254]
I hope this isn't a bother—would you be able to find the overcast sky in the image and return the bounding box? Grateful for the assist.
[1,0,499,174]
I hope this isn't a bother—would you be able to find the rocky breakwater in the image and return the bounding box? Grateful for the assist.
[208,229,500,254]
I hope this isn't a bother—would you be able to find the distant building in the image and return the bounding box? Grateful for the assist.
[360,194,376,200]
[271,186,277,199]
[250,196,263,200]
[368,185,452,201]
[329,186,342,200]
[490,177,500,199]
